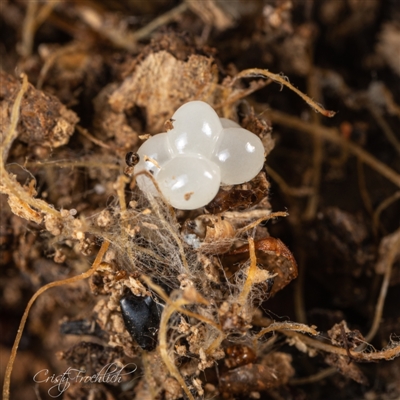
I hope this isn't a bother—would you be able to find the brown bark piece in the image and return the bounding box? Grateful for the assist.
[231,236,298,296]
[220,352,294,396]
[0,71,79,148]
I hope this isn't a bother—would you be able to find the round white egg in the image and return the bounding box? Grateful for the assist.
[134,133,172,196]
[212,127,265,185]
[133,101,266,210]
[168,101,223,158]
[157,156,221,210]
[219,117,240,129]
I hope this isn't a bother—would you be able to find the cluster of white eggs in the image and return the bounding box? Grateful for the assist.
[134,101,265,210]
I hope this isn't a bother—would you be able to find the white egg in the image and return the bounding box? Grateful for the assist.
[156,156,221,210]
[212,127,265,185]
[133,101,266,209]
[168,101,223,158]
[134,133,172,195]
[219,118,240,128]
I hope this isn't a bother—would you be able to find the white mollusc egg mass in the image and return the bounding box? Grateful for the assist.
[157,156,221,210]
[133,101,265,210]
[168,101,223,158]
[212,127,265,185]
[135,132,172,196]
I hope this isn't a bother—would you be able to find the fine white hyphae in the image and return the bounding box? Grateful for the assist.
[134,101,265,209]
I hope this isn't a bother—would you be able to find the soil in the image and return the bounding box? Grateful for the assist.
[1,1,400,400]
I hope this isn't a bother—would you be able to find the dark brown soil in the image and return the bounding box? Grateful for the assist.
[1,1,400,400]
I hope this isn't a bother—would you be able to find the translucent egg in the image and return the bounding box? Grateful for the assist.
[212,127,265,185]
[157,156,221,210]
[220,118,240,129]
[133,101,266,210]
[168,101,223,157]
[134,133,172,195]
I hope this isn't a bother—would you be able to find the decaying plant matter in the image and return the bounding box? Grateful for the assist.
[1,1,400,400]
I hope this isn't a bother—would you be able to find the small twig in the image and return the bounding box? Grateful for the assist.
[19,1,55,58]
[236,211,289,235]
[231,68,336,118]
[265,166,314,197]
[357,159,374,215]
[131,2,189,42]
[141,275,170,304]
[149,278,223,400]
[19,2,38,57]
[142,276,222,332]
[339,323,353,362]
[158,298,194,400]
[372,191,400,236]
[215,79,272,110]
[364,229,400,343]
[205,332,226,355]
[2,241,110,400]
[293,250,307,324]
[75,6,136,51]
[290,367,337,385]
[35,1,56,28]
[237,238,257,307]
[143,155,161,169]
[115,174,129,214]
[303,69,323,221]
[76,125,114,150]
[26,160,120,170]
[77,2,188,51]
[0,74,60,218]
[223,209,272,221]
[266,109,400,188]
[1,74,28,157]
[37,42,82,90]
[368,103,400,157]
[254,317,400,362]
[254,322,319,342]
[283,330,400,362]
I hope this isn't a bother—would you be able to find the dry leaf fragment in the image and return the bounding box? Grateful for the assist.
[107,51,222,133]
[324,321,368,384]
[325,353,368,385]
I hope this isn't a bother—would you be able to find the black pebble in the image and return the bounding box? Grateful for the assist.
[120,293,162,351]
